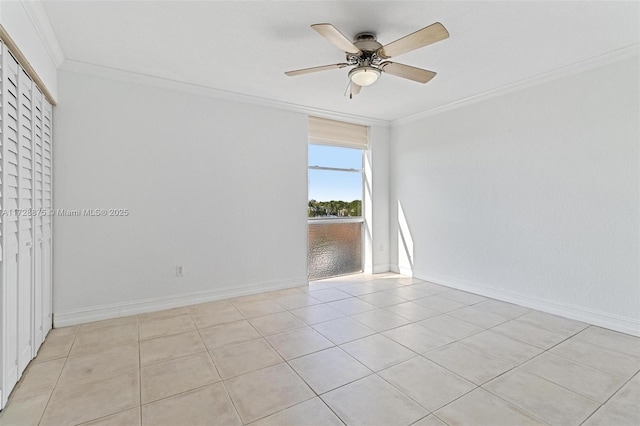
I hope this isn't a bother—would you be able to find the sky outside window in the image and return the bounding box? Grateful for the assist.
[308,144,362,169]
[308,145,362,202]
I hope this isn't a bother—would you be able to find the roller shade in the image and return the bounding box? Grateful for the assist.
[308,116,368,149]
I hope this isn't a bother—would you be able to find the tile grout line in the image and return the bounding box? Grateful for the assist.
[471,325,608,425]
[266,319,360,426]
[5,274,639,426]
[577,370,640,425]
[349,284,615,425]
[192,314,224,381]
[197,308,269,425]
[34,328,78,425]
[302,297,471,419]
[140,310,243,422]
[218,378,244,425]
[374,366,474,418]
[303,277,639,424]
[478,382,560,426]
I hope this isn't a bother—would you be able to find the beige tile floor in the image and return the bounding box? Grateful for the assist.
[1,273,639,426]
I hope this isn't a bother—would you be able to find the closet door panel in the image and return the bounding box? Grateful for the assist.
[1,46,21,403]
[0,42,2,273]
[42,100,52,336]
[17,68,33,375]
[32,87,44,349]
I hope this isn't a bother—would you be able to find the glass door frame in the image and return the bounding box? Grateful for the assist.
[307,148,365,279]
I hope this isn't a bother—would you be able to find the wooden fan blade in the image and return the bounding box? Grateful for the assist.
[285,63,349,76]
[377,22,449,59]
[311,23,362,55]
[381,62,437,83]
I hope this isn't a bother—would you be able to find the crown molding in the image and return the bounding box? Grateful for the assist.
[392,44,640,126]
[59,42,638,127]
[20,0,65,67]
[0,24,57,105]
[60,59,390,127]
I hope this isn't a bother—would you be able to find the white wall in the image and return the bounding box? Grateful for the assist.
[364,125,390,273]
[390,56,640,334]
[53,70,308,325]
[0,0,59,100]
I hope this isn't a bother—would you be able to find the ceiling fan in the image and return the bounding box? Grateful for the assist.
[285,22,449,98]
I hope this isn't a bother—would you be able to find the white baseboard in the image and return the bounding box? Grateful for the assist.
[398,266,413,277]
[53,277,307,327]
[389,263,412,276]
[389,263,415,277]
[414,270,640,337]
[373,264,391,274]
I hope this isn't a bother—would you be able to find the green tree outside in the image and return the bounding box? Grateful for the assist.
[308,200,362,217]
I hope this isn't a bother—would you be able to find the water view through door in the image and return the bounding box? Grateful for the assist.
[307,143,364,280]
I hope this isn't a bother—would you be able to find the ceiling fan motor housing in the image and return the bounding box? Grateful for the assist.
[348,32,384,72]
[353,32,382,53]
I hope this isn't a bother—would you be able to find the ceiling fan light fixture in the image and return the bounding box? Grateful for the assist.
[284,22,449,95]
[348,66,381,87]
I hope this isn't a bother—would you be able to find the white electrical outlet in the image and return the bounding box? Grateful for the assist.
[176,266,184,277]
[380,243,384,252]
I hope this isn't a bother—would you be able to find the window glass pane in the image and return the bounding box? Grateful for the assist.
[308,222,362,279]
[308,169,361,217]
[309,144,362,170]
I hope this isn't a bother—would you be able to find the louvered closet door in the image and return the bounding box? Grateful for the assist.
[0,42,53,408]
[41,99,52,337]
[32,87,44,349]
[0,47,3,272]
[1,45,21,400]
[17,67,34,374]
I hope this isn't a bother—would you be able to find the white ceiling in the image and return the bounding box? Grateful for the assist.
[41,1,639,121]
